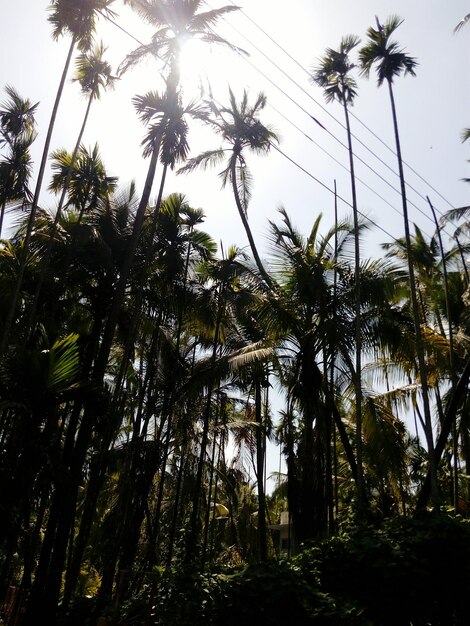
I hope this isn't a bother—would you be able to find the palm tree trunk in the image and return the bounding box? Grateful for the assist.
[185,288,224,564]
[26,89,94,334]
[428,196,458,507]
[417,355,470,508]
[387,79,439,505]
[254,376,268,560]
[343,98,363,497]
[230,155,272,288]
[0,34,77,358]
[92,137,162,385]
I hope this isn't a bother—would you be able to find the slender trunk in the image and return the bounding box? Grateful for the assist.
[230,154,272,288]
[185,288,224,564]
[201,409,219,569]
[254,377,268,560]
[0,197,7,238]
[331,180,339,525]
[428,196,458,507]
[92,137,162,385]
[417,356,470,508]
[27,90,94,334]
[343,98,363,498]
[387,80,438,505]
[0,35,77,358]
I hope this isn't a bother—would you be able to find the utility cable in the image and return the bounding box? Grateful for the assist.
[266,100,419,225]
[103,7,447,243]
[269,142,397,242]
[221,0,458,214]
[221,40,452,240]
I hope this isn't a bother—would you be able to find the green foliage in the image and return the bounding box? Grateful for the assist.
[108,511,470,626]
[298,511,470,626]
[149,562,361,626]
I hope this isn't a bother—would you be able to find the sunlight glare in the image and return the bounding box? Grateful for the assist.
[179,38,245,100]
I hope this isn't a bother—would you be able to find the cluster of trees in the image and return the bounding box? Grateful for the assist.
[1,1,470,624]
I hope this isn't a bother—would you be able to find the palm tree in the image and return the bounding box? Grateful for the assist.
[0,0,116,357]
[91,0,241,387]
[118,0,242,242]
[179,88,278,286]
[359,16,439,504]
[52,43,117,221]
[311,35,365,495]
[26,44,117,333]
[0,86,38,237]
[257,210,352,540]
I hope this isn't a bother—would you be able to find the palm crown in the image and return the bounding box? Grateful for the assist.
[359,15,417,85]
[311,35,360,105]
[120,0,240,73]
[180,89,278,209]
[48,0,117,51]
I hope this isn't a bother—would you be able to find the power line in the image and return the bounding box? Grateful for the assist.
[103,5,452,243]
[220,37,450,240]
[270,143,397,242]
[222,0,457,214]
[266,100,421,228]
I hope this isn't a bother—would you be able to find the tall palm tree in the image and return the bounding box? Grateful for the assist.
[311,35,365,495]
[91,0,241,387]
[359,16,439,504]
[257,209,353,540]
[0,0,116,357]
[179,88,278,286]
[52,43,117,222]
[26,44,117,333]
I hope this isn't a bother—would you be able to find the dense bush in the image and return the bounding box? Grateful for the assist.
[297,511,470,626]
[66,511,469,625]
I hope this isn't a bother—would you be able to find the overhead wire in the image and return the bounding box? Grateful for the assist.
[266,99,417,222]
[202,16,445,240]
[101,6,452,244]
[222,0,458,214]
[210,7,457,238]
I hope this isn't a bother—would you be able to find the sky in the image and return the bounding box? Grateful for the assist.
[1,1,469,258]
[1,0,470,487]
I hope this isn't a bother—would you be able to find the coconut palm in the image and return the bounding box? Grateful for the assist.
[179,88,278,286]
[0,0,116,357]
[256,209,355,540]
[311,35,365,494]
[117,0,242,242]
[359,16,439,504]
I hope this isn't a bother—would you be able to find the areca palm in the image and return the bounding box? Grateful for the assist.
[92,0,240,387]
[359,16,439,504]
[52,43,117,221]
[0,86,38,237]
[311,35,364,493]
[179,88,278,286]
[26,45,117,334]
[0,0,116,356]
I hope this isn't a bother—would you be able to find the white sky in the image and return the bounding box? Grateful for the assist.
[1,1,469,257]
[1,0,470,488]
